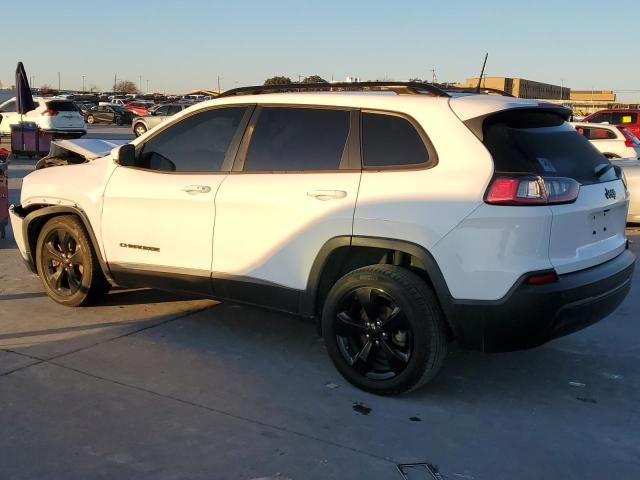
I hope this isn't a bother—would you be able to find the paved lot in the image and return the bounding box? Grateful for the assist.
[1,127,639,479]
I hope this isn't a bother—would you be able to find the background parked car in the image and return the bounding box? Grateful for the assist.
[572,122,640,159]
[125,101,155,117]
[610,158,640,223]
[0,97,86,138]
[132,103,188,136]
[85,105,133,125]
[583,109,640,139]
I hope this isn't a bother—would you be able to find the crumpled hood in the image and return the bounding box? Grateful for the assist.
[47,138,129,160]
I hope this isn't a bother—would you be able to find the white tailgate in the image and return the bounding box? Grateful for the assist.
[548,179,628,274]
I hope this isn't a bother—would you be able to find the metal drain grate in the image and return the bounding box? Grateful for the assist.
[396,463,442,480]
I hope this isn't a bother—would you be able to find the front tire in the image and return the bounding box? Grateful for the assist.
[35,215,110,306]
[321,265,447,395]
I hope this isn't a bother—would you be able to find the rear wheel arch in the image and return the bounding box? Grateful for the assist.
[22,205,114,284]
[303,236,455,336]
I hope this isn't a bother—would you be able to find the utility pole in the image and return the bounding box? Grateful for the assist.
[82,75,86,92]
[146,79,150,92]
[114,73,117,92]
[217,75,221,93]
[58,72,61,90]
[138,75,142,92]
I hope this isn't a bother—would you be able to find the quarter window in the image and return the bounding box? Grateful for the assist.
[243,107,350,171]
[362,112,429,167]
[137,107,247,172]
[1,100,16,112]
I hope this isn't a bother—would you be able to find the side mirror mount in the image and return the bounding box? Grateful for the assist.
[112,143,136,167]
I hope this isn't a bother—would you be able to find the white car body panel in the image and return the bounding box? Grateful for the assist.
[17,156,116,258]
[548,180,628,274]
[101,166,223,275]
[212,172,361,290]
[611,158,640,222]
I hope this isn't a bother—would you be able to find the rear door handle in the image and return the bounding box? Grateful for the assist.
[182,185,211,194]
[306,190,348,201]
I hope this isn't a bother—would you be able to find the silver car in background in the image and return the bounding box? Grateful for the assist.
[132,103,189,137]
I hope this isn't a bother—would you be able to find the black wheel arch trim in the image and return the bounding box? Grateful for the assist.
[16,204,115,284]
[301,235,455,321]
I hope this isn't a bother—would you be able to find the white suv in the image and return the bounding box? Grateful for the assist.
[0,97,86,138]
[9,83,635,395]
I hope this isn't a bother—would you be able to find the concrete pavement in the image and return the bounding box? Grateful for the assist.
[1,128,639,479]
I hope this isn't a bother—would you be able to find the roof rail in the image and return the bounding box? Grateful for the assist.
[218,81,451,99]
[443,86,515,97]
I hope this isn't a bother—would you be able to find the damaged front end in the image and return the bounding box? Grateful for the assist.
[36,139,129,169]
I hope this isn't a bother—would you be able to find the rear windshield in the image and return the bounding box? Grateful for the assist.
[482,110,617,184]
[46,100,78,112]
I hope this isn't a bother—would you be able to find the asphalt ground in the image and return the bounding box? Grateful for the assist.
[1,126,639,479]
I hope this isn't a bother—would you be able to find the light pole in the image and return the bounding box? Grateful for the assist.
[82,75,86,92]
[146,79,150,93]
[138,75,142,92]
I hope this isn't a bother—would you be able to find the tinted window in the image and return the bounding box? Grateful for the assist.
[483,110,617,185]
[362,113,428,167]
[155,106,170,115]
[168,105,183,115]
[138,107,246,172]
[1,100,16,112]
[610,112,638,125]
[46,100,78,112]
[244,107,350,171]
[576,126,617,140]
[588,112,611,124]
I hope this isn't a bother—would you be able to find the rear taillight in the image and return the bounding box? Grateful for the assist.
[41,109,58,116]
[485,175,580,206]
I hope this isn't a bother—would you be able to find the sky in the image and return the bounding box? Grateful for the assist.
[1,0,639,101]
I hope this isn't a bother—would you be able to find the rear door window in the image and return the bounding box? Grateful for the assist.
[482,110,617,185]
[362,112,429,167]
[243,107,350,171]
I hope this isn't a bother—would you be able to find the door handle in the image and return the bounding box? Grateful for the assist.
[306,190,348,201]
[182,185,212,194]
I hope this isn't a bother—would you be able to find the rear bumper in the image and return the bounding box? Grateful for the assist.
[449,249,635,351]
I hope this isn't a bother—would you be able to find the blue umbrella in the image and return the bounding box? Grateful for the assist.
[15,62,36,115]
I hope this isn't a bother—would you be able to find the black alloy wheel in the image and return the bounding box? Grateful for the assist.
[36,215,110,306]
[334,287,412,380]
[41,228,85,296]
[322,265,447,395]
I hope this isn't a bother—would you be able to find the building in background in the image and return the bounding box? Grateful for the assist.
[458,76,570,100]
[569,90,616,102]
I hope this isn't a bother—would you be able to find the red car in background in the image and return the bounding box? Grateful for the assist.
[124,101,154,117]
[583,109,640,139]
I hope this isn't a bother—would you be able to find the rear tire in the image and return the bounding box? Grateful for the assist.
[35,215,110,307]
[134,122,147,137]
[321,265,447,395]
